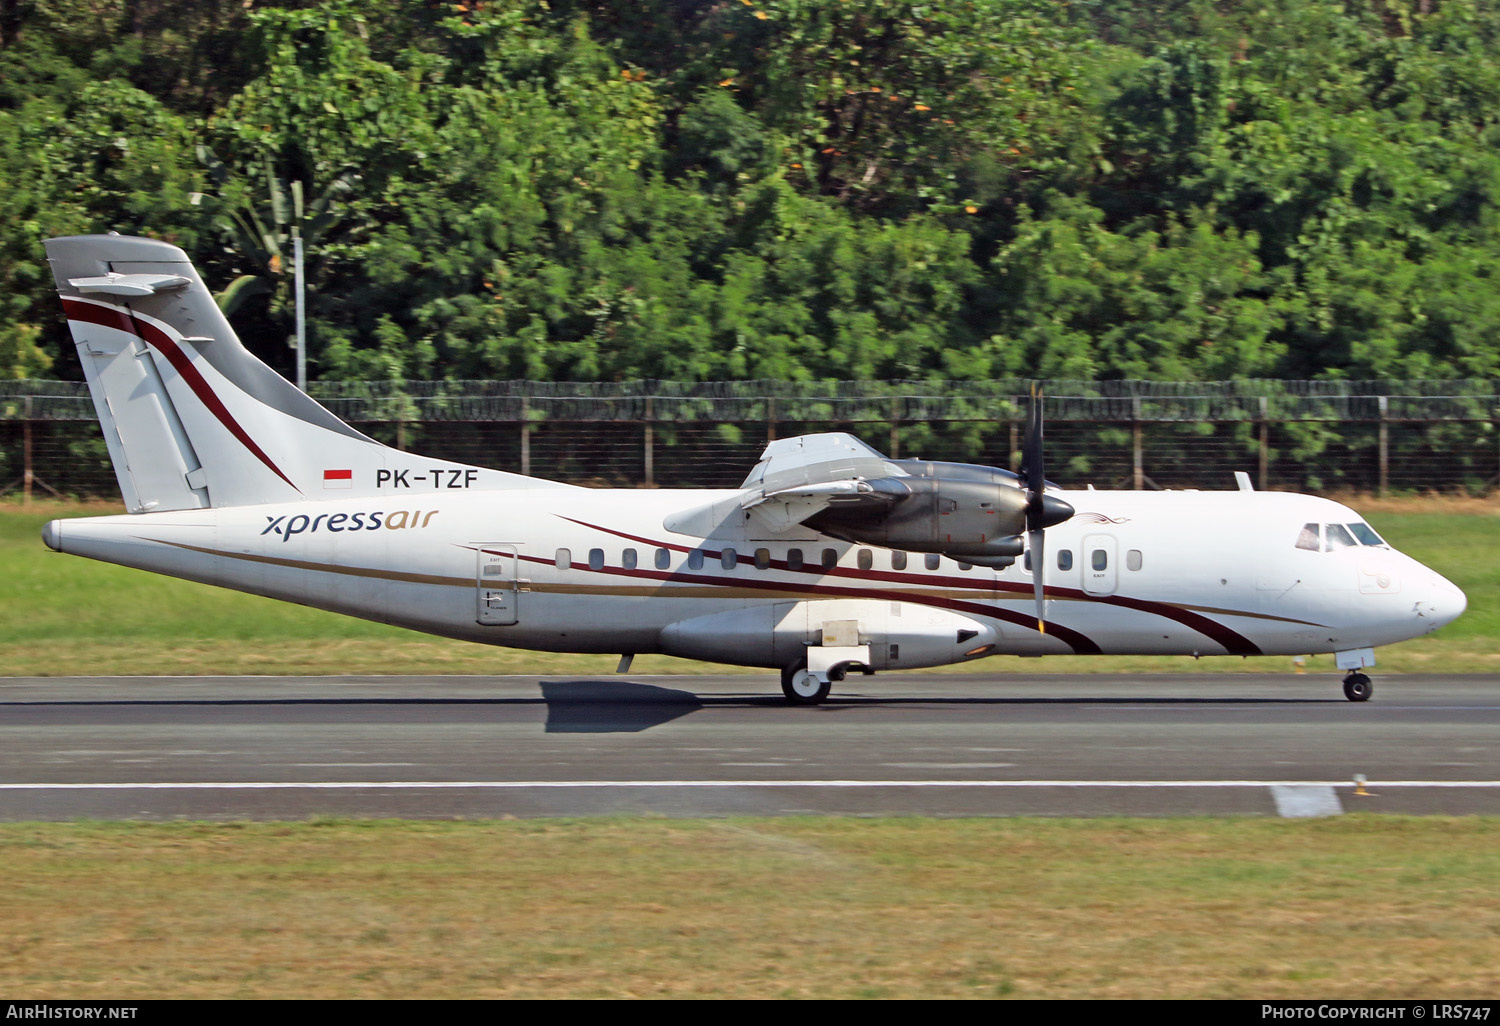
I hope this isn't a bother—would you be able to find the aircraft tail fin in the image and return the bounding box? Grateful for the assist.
[46,234,549,511]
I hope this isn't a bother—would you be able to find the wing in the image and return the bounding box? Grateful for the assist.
[740,433,909,532]
[669,430,1045,570]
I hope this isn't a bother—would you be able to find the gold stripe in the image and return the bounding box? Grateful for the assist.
[153,539,471,588]
[1163,602,1322,625]
[149,538,1319,625]
[529,583,993,601]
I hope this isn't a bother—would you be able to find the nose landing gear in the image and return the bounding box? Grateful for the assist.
[1342,671,1373,702]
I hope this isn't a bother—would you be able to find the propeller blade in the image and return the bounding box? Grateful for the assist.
[1030,528,1046,634]
[1020,385,1071,633]
[1021,384,1045,532]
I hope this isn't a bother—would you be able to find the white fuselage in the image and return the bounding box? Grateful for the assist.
[45,485,1466,671]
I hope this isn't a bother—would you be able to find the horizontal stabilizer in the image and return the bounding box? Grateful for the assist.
[69,272,191,296]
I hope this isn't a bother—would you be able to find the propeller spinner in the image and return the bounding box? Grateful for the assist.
[1019,385,1075,632]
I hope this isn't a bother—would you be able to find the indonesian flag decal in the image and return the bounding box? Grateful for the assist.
[323,468,353,489]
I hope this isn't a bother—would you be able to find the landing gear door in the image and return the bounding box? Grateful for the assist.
[476,544,520,625]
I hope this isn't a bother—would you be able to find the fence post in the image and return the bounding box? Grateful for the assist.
[520,395,531,477]
[1131,396,1143,490]
[766,396,776,443]
[644,395,655,488]
[1258,396,1269,490]
[1377,395,1389,497]
[889,395,900,458]
[22,396,33,506]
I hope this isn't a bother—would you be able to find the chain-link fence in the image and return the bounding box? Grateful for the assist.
[3,379,1497,499]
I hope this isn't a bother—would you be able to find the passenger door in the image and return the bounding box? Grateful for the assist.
[476,544,520,625]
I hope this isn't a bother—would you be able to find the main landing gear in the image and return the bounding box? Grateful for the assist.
[780,658,846,705]
[1342,671,1373,702]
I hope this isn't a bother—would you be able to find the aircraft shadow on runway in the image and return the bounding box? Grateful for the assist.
[2,680,1347,734]
[539,680,705,732]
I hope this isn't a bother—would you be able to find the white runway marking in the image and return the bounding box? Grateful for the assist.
[884,762,1018,770]
[4,780,1500,790]
[1270,785,1344,817]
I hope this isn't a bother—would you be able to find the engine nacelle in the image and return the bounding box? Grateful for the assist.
[807,460,1031,562]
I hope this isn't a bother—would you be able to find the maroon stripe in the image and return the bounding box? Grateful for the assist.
[64,298,301,494]
[558,514,1261,656]
[518,552,1103,655]
[972,579,1265,656]
[983,583,1264,656]
[1095,596,1261,656]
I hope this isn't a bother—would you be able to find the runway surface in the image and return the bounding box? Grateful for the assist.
[2,673,1498,820]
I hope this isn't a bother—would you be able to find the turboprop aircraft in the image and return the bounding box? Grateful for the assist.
[40,233,1466,703]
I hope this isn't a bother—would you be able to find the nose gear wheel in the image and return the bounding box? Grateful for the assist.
[1342,672,1373,702]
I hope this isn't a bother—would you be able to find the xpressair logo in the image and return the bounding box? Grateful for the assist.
[262,509,439,541]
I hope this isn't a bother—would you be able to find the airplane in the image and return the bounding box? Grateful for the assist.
[39,233,1466,704]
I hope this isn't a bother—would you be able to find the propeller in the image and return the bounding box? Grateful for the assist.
[1019,385,1074,633]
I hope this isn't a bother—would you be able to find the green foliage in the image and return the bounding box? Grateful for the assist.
[0,100,65,380]
[992,195,1279,380]
[1,0,1499,386]
[0,320,50,379]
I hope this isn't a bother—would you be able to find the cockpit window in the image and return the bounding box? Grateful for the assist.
[1298,521,1387,552]
[1324,523,1358,551]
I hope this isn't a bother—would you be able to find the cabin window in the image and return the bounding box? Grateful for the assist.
[957,562,973,572]
[925,553,941,571]
[787,548,804,571]
[1023,550,1032,572]
[1295,523,1321,551]
[555,548,571,570]
[891,551,908,571]
[1347,522,1385,547]
[1324,523,1358,551]
[754,547,771,570]
[1057,549,1073,571]
[655,548,671,570]
[822,548,838,569]
[858,549,873,571]
[588,548,605,571]
[721,548,738,570]
[688,550,704,570]
[1091,549,1108,571]
[1126,549,1143,571]
[622,548,637,570]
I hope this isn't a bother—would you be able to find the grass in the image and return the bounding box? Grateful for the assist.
[2,816,1497,999]
[0,495,1492,677]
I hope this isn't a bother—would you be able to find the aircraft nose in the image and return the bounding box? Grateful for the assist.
[1420,571,1467,632]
